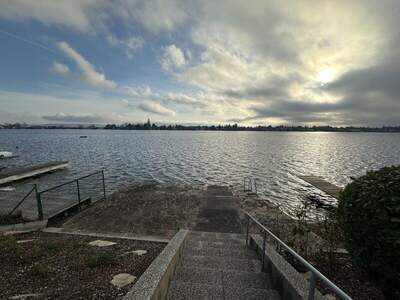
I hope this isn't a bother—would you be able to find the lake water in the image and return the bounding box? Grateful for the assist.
[1,129,400,217]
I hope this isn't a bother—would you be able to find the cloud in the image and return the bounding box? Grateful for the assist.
[161,45,187,71]
[0,0,188,34]
[57,41,116,89]
[138,101,175,116]
[124,85,154,98]
[107,35,144,59]
[0,0,98,32]
[42,112,117,123]
[51,62,71,77]
[114,0,188,34]
[166,92,207,109]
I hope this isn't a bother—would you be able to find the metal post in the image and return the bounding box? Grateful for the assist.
[35,185,43,220]
[308,272,317,300]
[101,170,106,199]
[76,179,81,210]
[262,231,267,271]
[246,215,250,246]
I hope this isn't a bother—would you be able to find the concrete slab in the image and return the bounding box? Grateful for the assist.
[88,240,116,247]
[111,273,137,288]
[0,161,68,185]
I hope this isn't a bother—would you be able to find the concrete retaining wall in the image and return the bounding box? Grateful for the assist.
[0,220,48,233]
[250,234,326,300]
[123,229,188,300]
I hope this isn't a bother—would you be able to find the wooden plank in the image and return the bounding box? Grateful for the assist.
[0,161,68,185]
[299,175,343,199]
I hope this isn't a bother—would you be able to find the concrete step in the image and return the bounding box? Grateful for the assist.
[184,245,258,259]
[167,281,223,299]
[186,239,246,249]
[167,280,280,300]
[187,232,245,242]
[223,269,272,289]
[180,255,261,272]
[173,266,272,290]
[224,286,281,300]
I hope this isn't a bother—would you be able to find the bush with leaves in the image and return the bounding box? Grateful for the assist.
[337,165,400,299]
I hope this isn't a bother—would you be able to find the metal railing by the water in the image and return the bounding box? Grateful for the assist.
[8,184,38,216]
[7,170,106,220]
[243,177,258,194]
[37,170,106,219]
[244,212,352,300]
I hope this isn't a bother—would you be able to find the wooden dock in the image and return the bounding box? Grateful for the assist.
[299,175,343,199]
[0,161,68,185]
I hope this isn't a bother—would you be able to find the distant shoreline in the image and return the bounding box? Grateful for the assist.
[1,125,400,133]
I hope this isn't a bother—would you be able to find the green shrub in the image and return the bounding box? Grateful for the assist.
[337,165,400,298]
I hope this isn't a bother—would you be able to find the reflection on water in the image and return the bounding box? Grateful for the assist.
[1,129,399,217]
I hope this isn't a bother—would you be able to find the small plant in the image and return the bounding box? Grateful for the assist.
[85,252,116,268]
[0,235,22,259]
[30,263,50,278]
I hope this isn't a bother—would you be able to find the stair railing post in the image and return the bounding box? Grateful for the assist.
[246,214,250,247]
[101,170,106,200]
[35,184,44,220]
[308,272,316,300]
[76,179,81,211]
[262,231,267,271]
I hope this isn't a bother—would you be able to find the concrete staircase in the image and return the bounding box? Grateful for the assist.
[167,231,281,300]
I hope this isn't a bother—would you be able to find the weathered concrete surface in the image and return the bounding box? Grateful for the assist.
[63,184,244,237]
[111,273,137,288]
[167,231,281,300]
[0,220,47,233]
[299,176,342,199]
[88,240,117,247]
[124,229,188,300]
[42,227,169,243]
[0,161,68,185]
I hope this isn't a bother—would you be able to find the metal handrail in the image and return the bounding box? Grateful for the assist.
[8,185,37,216]
[245,212,352,300]
[36,170,106,220]
[39,170,104,194]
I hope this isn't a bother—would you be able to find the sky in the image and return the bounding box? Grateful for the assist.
[0,0,399,126]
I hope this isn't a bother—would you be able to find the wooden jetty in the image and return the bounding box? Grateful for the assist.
[299,175,343,199]
[0,161,68,185]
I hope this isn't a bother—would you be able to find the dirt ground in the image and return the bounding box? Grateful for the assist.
[0,231,165,299]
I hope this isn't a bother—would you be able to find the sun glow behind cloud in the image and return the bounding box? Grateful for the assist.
[0,0,399,126]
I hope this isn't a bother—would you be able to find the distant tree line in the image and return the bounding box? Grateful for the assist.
[1,122,400,132]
